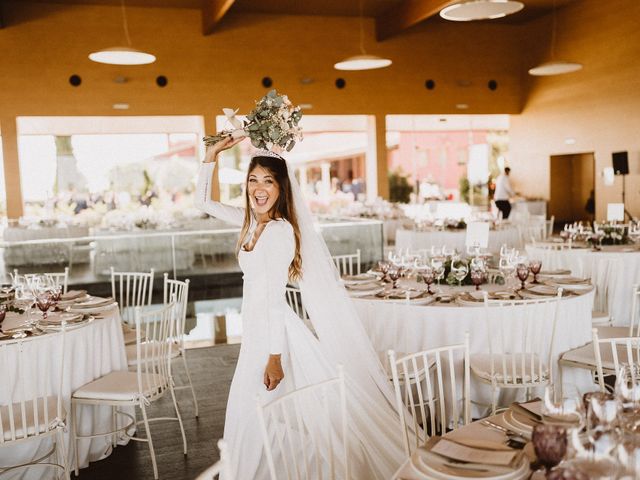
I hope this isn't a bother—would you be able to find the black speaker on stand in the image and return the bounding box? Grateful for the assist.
[612,151,632,221]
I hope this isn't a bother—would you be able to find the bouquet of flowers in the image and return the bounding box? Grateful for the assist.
[203,90,303,152]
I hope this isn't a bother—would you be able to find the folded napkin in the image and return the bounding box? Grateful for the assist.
[61,289,87,301]
[71,296,115,309]
[40,312,84,325]
[423,436,523,470]
[510,399,542,422]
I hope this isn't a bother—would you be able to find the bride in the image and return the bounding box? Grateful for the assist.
[195,137,405,479]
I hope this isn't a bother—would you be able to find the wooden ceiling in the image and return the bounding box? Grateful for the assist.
[6,0,579,36]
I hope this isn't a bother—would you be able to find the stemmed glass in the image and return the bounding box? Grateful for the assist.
[499,256,516,288]
[415,261,435,294]
[377,260,391,282]
[451,257,468,287]
[516,263,530,290]
[532,424,568,475]
[34,289,53,321]
[585,391,621,457]
[529,259,542,283]
[430,256,445,285]
[387,265,403,290]
[470,270,484,290]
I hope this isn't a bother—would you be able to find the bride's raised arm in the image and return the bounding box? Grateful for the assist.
[194,137,246,227]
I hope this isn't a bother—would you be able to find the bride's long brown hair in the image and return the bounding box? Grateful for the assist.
[237,154,302,280]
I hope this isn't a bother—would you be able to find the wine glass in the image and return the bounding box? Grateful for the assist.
[0,304,6,332]
[529,259,542,283]
[516,263,530,290]
[377,260,391,282]
[470,269,484,290]
[451,257,468,287]
[499,256,515,288]
[430,256,445,285]
[34,290,53,321]
[532,424,568,474]
[420,266,435,294]
[585,391,621,457]
[387,265,403,290]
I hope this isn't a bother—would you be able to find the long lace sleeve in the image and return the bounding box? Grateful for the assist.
[194,162,245,226]
[261,221,294,355]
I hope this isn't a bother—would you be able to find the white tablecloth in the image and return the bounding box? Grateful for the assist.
[354,288,595,416]
[526,244,640,326]
[395,226,521,254]
[0,306,130,478]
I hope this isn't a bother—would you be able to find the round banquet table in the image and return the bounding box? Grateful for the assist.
[353,286,595,418]
[395,225,521,255]
[0,306,130,479]
[526,244,640,326]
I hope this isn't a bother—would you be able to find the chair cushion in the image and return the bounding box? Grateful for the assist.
[1,396,66,441]
[592,311,611,326]
[470,353,548,383]
[126,341,180,366]
[72,371,167,402]
[561,341,638,372]
[121,323,138,346]
[596,326,631,339]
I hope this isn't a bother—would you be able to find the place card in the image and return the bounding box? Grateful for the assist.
[429,437,520,467]
[465,222,490,249]
[607,203,624,221]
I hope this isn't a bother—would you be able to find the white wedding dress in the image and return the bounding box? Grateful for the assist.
[195,161,405,479]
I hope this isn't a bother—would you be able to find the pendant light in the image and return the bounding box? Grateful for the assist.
[528,0,582,76]
[334,0,391,71]
[89,0,155,65]
[440,0,524,22]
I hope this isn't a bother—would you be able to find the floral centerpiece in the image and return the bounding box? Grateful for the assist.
[203,90,303,152]
[587,223,631,248]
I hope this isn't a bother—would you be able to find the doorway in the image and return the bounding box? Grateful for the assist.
[549,152,595,226]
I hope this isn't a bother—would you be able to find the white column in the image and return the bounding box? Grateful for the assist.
[320,162,331,199]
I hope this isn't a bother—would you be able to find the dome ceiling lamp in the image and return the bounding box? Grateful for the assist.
[89,0,155,65]
[440,0,524,22]
[334,0,392,71]
[528,0,582,76]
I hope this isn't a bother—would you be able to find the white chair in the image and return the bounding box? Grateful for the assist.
[545,215,555,239]
[19,267,69,294]
[195,440,233,480]
[285,285,316,335]
[110,267,155,326]
[593,329,640,393]
[470,290,562,415]
[331,249,361,276]
[256,366,349,480]
[125,274,199,417]
[71,303,187,480]
[388,333,471,457]
[111,268,154,346]
[0,329,70,479]
[560,285,640,380]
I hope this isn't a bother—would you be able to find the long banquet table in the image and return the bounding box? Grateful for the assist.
[526,243,640,326]
[353,285,595,417]
[396,226,521,255]
[0,305,130,478]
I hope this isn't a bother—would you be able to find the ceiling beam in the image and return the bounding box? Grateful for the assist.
[376,0,457,41]
[201,0,236,36]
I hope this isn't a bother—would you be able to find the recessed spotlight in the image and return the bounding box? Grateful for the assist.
[564,137,576,145]
[439,118,447,122]
[112,103,130,110]
[300,77,314,85]
[299,103,313,110]
[456,103,469,110]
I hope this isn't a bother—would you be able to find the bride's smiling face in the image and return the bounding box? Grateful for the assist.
[247,165,280,216]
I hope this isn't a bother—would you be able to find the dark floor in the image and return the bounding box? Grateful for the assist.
[77,344,239,480]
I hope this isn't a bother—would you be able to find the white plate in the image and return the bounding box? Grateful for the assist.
[342,273,380,285]
[71,296,115,308]
[68,303,117,314]
[412,447,529,479]
[347,287,384,298]
[502,410,534,439]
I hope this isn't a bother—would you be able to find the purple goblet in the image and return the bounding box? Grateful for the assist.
[516,263,530,290]
[532,424,567,474]
[470,270,484,291]
[529,260,542,283]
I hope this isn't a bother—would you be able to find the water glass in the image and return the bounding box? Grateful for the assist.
[451,258,468,286]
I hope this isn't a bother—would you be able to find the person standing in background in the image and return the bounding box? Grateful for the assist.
[494,167,516,219]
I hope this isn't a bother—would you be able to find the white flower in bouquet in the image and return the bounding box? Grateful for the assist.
[203,90,303,152]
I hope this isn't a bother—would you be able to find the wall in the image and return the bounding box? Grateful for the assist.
[509,0,640,221]
[0,1,527,216]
